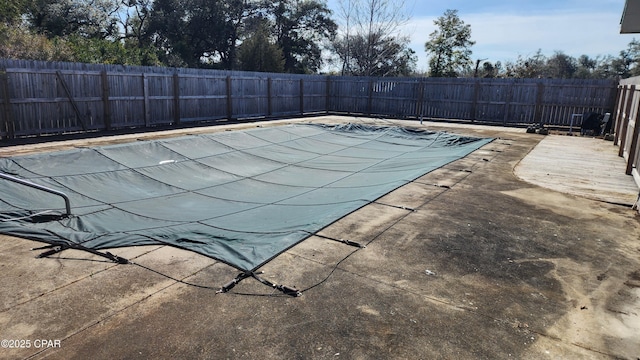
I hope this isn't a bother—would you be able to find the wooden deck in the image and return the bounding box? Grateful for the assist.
[515,134,639,206]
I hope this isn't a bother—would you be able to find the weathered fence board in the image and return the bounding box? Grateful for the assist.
[328,77,370,114]
[0,59,617,140]
[616,79,640,187]
[0,68,11,138]
[302,78,328,114]
[270,78,300,116]
[179,74,226,123]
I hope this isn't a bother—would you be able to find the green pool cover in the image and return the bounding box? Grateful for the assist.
[0,123,492,271]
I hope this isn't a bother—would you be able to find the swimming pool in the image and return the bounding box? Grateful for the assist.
[0,123,492,271]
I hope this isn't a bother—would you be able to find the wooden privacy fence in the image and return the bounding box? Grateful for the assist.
[614,77,640,187]
[328,76,617,126]
[0,60,327,139]
[0,59,617,140]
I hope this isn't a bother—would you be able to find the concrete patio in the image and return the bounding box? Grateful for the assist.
[1,116,639,360]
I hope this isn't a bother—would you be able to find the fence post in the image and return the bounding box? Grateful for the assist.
[534,82,545,125]
[625,102,640,175]
[325,76,331,114]
[142,73,151,127]
[617,85,635,153]
[226,76,233,121]
[416,79,425,120]
[300,78,305,115]
[613,85,624,142]
[101,70,112,131]
[608,81,620,114]
[611,85,624,136]
[0,68,15,139]
[471,80,480,122]
[173,73,181,126]
[367,78,374,115]
[615,85,632,145]
[267,77,273,117]
[503,82,514,126]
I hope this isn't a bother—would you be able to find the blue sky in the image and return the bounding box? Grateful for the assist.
[326,0,635,72]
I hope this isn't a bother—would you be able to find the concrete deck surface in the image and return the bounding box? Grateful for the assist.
[1,116,639,360]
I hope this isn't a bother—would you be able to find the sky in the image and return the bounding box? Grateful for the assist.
[326,0,636,72]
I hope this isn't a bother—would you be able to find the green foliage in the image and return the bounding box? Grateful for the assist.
[0,24,74,61]
[270,0,337,73]
[425,9,475,77]
[148,0,230,68]
[501,48,635,79]
[237,24,285,72]
[613,39,640,78]
[504,49,548,78]
[145,0,336,72]
[467,60,503,78]
[0,23,160,65]
[2,0,640,79]
[26,0,119,39]
[0,0,28,24]
[546,52,577,78]
[67,36,161,65]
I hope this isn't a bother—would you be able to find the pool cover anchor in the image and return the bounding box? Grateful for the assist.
[251,273,302,297]
[314,233,365,248]
[217,271,302,297]
[217,272,253,293]
[33,243,129,264]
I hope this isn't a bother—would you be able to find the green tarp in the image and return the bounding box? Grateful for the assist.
[0,123,492,271]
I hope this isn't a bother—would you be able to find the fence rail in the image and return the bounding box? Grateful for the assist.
[0,59,617,140]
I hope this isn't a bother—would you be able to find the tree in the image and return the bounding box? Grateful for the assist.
[26,0,119,39]
[149,0,340,71]
[612,39,640,78]
[114,0,153,44]
[593,54,627,79]
[237,23,285,72]
[148,0,230,68]
[425,9,474,77]
[223,0,265,70]
[574,55,597,78]
[0,23,74,61]
[332,0,415,76]
[504,49,547,78]
[546,51,577,78]
[3,0,341,72]
[269,0,337,73]
[501,49,628,79]
[479,61,497,78]
[66,35,161,65]
[333,31,416,76]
